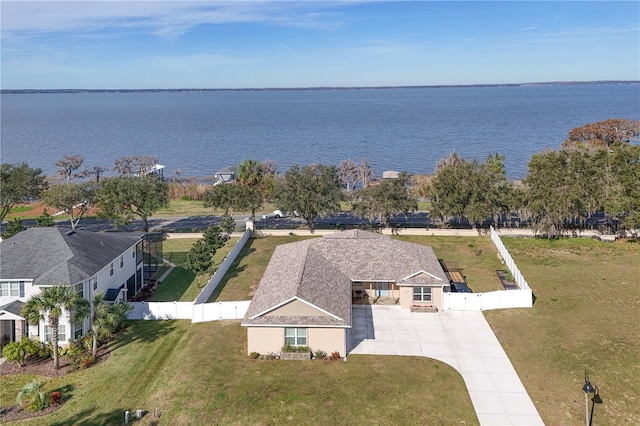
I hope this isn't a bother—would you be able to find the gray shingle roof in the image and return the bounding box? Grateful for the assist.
[0,300,25,317]
[0,228,141,286]
[242,230,447,327]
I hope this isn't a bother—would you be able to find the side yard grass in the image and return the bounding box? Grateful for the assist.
[8,320,477,425]
[151,237,239,302]
[484,238,640,426]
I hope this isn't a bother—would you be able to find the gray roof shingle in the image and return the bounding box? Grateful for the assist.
[0,228,141,286]
[243,230,447,327]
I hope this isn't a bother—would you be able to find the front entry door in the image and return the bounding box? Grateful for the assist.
[376,282,389,297]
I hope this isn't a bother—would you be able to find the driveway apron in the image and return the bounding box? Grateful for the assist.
[347,305,543,426]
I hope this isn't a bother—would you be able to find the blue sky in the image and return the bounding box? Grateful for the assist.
[1,1,638,89]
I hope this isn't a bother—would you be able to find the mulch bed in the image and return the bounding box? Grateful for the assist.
[0,346,111,423]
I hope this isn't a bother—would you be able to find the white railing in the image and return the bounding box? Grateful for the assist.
[490,225,530,290]
[442,289,533,311]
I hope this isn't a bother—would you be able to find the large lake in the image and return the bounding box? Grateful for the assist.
[1,85,638,179]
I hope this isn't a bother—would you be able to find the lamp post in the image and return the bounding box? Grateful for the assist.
[582,370,595,426]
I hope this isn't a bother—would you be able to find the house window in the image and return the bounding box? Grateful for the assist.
[44,325,67,342]
[284,328,307,346]
[0,282,21,297]
[413,287,432,302]
[110,263,114,276]
[132,248,136,258]
[73,282,84,299]
[120,255,124,268]
[74,322,83,340]
[92,277,98,291]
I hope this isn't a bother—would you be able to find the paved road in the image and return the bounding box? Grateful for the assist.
[347,305,544,426]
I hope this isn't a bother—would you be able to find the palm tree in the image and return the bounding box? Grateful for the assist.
[237,159,263,188]
[16,379,47,411]
[22,286,89,370]
[89,292,129,357]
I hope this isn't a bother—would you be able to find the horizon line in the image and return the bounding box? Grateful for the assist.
[2,80,639,93]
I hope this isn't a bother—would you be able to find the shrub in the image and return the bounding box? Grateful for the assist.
[79,355,95,369]
[313,350,327,360]
[281,343,311,353]
[37,342,52,359]
[64,341,87,369]
[331,351,341,360]
[2,338,40,366]
[249,352,260,360]
[50,391,62,405]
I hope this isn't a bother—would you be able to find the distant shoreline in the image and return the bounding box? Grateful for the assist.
[2,80,638,95]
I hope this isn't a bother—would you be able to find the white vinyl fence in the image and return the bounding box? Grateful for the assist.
[490,225,530,290]
[442,226,533,311]
[129,230,253,323]
[442,289,533,311]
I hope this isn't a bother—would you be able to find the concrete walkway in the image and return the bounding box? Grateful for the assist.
[347,305,543,426]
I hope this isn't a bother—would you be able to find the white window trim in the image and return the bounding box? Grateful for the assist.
[284,328,307,346]
[413,286,432,302]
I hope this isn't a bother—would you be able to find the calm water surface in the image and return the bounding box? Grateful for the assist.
[1,85,638,179]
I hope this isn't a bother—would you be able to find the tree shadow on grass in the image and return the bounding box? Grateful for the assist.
[108,321,177,352]
[207,245,256,302]
[150,266,196,302]
[48,407,155,426]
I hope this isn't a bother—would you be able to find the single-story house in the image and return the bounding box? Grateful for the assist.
[242,230,448,356]
[0,227,160,348]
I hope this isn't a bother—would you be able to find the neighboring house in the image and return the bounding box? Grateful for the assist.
[0,227,161,347]
[242,230,448,356]
[135,164,166,180]
[213,166,237,185]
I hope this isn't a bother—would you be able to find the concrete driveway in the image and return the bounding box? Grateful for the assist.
[347,305,543,426]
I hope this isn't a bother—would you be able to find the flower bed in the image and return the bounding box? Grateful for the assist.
[410,305,438,313]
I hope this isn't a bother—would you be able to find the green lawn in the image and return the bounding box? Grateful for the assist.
[152,238,239,302]
[396,235,505,292]
[205,234,640,425]
[154,199,280,218]
[207,235,317,302]
[5,321,477,425]
[484,238,640,426]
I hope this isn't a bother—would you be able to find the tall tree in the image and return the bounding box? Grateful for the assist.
[233,185,263,219]
[272,164,344,229]
[97,175,169,232]
[22,286,88,370]
[562,118,640,150]
[184,239,214,285]
[55,154,87,182]
[87,292,131,357]
[0,162,47,223]
[2,218,25,239]
[338,159,359,193]
[202,224,228,252]
[41,182,96,229]
[430,153,512,229]
[358,158,374,188]
[203,183,238,216]
[353,172,418,228]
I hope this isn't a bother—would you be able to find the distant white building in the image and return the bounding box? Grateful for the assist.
[382,170,400,179]
[213,166,237,185]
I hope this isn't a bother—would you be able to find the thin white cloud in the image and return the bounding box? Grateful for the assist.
[518,25,539,32]
[1,1,351,39]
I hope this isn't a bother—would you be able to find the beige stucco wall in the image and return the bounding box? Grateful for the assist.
[246,326,346,356]
[308,328,346,356]
[399,286,443,310]
[265,299,329,317]
[247,327,284,354]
